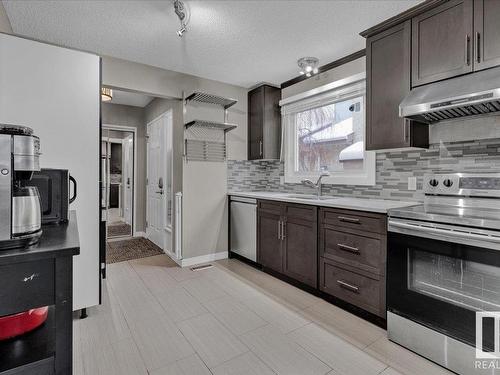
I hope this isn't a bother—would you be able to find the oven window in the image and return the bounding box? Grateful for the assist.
[408,249,500,311]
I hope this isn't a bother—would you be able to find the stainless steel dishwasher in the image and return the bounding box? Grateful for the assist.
[230,196,257,262]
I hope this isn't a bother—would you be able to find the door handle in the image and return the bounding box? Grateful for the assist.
[337,280,360,293]
[338,216,360,224]
[259,140,263,157]
[404,119,410,143]
[277,220,281,240]
[281,221,286,240]
[156,190,164,195]
[337,244,360,254]
[465,34,471,66]
[476,32,481,63]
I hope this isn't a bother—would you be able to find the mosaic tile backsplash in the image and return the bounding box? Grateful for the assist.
[227,138,500,202]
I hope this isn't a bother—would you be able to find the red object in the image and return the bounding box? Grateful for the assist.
[0,307,49,341]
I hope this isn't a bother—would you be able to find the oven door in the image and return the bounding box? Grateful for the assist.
[388,218,500,351]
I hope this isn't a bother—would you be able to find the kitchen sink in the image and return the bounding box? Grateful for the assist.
[285,194,337,200]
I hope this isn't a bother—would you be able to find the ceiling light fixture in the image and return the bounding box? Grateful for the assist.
[174,0,188,37]
[101,87,113,102]
[298,57,320,77]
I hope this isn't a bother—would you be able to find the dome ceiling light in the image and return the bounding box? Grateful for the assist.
[298,57,320,77]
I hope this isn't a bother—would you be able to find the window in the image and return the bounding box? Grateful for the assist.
[282,74,375,186]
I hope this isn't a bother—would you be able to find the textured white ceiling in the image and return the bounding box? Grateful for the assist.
[3,0,422,88]
[109,90,154,108]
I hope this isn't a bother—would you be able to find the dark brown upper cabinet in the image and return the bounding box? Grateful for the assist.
[412,0,474,87]
[248,85,281,160]
[366,21,429,150]
[474,0,500,71]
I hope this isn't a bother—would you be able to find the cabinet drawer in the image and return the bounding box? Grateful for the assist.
[0,259,55,316]
[320,259,384,317]
[321,229,383,274]
[284,203,317,222]
[320,208,385,234]
[258,200,282,215]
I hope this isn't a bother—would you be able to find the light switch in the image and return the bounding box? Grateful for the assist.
[408,177,417,191]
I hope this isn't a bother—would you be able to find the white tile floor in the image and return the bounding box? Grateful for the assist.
[73,255,453,375]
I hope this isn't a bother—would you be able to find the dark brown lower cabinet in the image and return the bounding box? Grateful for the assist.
[282,205,317,287]
[257,200,317,288]
[257,210,283,274]
[256,199,388,319]
[319,207,387,318]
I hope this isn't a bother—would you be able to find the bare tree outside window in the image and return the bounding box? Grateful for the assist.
[296,96,365,173]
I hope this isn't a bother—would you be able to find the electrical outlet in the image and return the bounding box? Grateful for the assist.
[280,176,285,185]
[408,176,417,191]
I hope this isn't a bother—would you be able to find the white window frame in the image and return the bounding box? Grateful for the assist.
[280,73,375,186]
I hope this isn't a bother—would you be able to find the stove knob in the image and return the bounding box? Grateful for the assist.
[443,179,453,187]
[429,179,439,187]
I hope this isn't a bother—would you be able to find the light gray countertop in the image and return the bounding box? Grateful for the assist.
[228,191,420,214]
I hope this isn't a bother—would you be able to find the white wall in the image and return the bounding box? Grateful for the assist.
[102,56,248,262]
[0,34,100,310]
[282,57,366,99]
[282,55,500,143]
[0,2,12,34]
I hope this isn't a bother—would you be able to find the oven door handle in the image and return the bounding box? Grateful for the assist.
[389,219,500,249]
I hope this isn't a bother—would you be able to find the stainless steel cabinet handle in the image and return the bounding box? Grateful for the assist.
[338,216,360,224]
[282,221,286,240]
[404,119,410,143]
[337,280,360,293]
[259,140,263,156]
[465,34,471,66]
[476,32,481,63]
[337,244,360,254]
[277,220,281,240]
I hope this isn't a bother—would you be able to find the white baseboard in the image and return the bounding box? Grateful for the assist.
[134,231,147,238]
[180,251,228,268]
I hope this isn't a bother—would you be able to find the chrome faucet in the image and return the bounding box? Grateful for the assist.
[301,173,330,199]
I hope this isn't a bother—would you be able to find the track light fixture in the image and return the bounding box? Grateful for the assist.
[174,0,188,37]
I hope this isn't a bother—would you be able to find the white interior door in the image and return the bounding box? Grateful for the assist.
[146,117,167,249]
[123,135,133,226]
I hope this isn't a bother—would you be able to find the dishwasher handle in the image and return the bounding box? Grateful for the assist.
[230,197,257,205]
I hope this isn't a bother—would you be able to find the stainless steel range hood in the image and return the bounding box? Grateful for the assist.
[400,67,500,124]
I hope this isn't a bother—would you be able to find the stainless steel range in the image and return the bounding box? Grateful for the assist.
[387,173,500,375]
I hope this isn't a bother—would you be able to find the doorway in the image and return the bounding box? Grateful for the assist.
[146,110,173,253]
[102,127,136,239]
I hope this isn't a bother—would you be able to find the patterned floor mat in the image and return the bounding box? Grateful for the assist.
[106,237,163,264]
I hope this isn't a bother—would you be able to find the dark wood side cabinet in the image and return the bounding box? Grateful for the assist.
[248,85,281,160]
[474,0,500,71]
[0,212,80,375]
[257,200,317,288]
[319,208,387,318]
[257,201,283,273]
[366,21,428,150]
